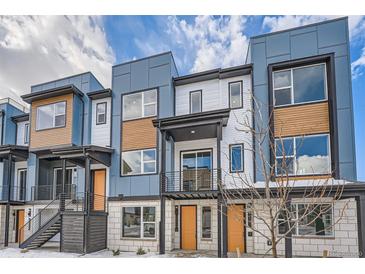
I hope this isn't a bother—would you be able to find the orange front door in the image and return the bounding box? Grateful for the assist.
[92,169,106,211]
[181,206,197,250]
[228,204,245,253]
[17,209,25,243]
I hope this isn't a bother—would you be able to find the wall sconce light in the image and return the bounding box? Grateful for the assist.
[27,209,32,217]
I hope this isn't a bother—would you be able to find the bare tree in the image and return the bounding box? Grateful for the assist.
[219,93,349,258]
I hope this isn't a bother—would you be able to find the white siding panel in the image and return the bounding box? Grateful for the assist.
[91,98,111,147]
[16,121,29,146]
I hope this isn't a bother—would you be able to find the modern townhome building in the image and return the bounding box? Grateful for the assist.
[0,17,364,258]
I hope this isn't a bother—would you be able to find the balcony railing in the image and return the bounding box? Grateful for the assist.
[162,168,220,193]
[31,184,76,201]
[0,185,26,202]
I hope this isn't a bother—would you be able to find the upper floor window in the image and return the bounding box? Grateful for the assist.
[122,148,156,175]
[229,81,243,108]
[273,63,327,107]
[36,101,66,130]
[123,89,157,121]
[190,90,202,113]
[96,102,107,125]
[24,123,29,144]
[230,144,244,172]
[275,134,330,176]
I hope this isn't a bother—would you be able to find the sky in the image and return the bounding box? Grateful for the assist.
[0,15,364,180]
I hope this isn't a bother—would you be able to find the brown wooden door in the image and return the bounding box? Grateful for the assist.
[17,209,25,243]
[92,169,106,211]
[228,204,245,253]
[181,205,197,250]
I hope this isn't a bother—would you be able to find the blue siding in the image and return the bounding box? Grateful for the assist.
[249,17,357,181]
[110,52,177,197]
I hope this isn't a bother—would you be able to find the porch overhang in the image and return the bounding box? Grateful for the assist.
[0,145,29,161]
[21,84,83,104]
[50,145,113,167]
[163,190,219,200]
[153,109,230,141]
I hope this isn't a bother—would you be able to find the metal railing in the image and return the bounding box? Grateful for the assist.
[0,185,26,201]
[18,191,107,246]
[31,184,76,201]
[162,168,220,192]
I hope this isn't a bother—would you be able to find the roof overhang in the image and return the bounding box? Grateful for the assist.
[153,109,230,142]
[0,145,29,161]
[21,84,83,104]
[11,113,29,123]
[87,89,112,100]
[173,64,252,86]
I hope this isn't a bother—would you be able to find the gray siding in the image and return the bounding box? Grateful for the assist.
[249,17,356,181]
[86,213,108,253]
[61,213,84,253]
[110,52,177,197]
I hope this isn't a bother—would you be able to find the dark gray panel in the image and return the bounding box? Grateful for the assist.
[337,108,355,163]
[334,56,351,109]
[149,64,170,87]
[290,32,318,59]
[114,74,131,94]
[252,42,267,85]
[131,59,149,91]
[113,63,131,76]
[318,20,347,48]
[266,32,290,58]
[149,54,171,68]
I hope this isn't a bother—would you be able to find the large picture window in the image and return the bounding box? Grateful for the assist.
[123,89,157,120]
[273,63,327,107]
[278,203,333,237]
[122,206,156,238]
[36,101,66,130]
[121,149,156,175]
[275,134,330,176]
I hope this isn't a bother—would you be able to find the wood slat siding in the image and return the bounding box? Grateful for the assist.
[30,93,73,149]
[274,102,329,138]
[60,213,84,253]
[86,213,108,253]
[122,117,156,151]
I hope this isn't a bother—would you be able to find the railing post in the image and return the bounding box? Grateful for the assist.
[59,193,66,212]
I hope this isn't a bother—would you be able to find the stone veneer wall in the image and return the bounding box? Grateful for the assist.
[252,198,359,257]
[107,200,160,253]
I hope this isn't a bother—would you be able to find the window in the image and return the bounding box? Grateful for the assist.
[229,81,242,108]
[122,206,156,238]
[275,134,330,176]
[123,89,157,120]
[190,90,202,113]
[278,204,333,237]
[202,207,211,239]
[273,63,327,107]
[121,149,156,175]
[36,101,66,130]
[230,144,244,172]
[96,102,107,125]
[24,123,29,144]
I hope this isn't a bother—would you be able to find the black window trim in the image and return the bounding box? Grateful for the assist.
[122,206,157,239]
[201,206,212,239]
[24,123,29,144]
[122,88,158,121]
[35,100,67,131]
[121,148,157,177]
[189,90,202,114]
[96,102,107,125]
[229,143,244,173]
[228,80,243,109]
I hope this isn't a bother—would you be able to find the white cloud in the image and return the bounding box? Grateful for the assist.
[0,16,115,103]
[166,16,249,73]
[352,47,365,79]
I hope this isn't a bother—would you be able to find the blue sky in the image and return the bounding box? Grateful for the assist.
[0,15,364,180]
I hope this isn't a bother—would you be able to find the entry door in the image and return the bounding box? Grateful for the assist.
[181,150,212,191]
[14,169,27,200]
[228,204,245,253]
[92,169,106,211]
[54,168,76,199]
[17,209,25,243]
[181,205,197,250]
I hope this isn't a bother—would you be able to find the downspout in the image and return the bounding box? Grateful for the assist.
[4,153,13,247]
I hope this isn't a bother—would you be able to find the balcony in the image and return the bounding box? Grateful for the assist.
[31,184,77,201]
[0,185,26,203]
[161,168,220,199]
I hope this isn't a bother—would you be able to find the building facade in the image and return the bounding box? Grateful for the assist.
[0,17,364,258]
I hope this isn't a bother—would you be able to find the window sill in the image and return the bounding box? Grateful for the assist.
[292,235,335,240]
[121,237,157,241]
[201,238,213,241]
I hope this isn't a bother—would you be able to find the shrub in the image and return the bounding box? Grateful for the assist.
[112,249,120,256]
[136,247,146,255]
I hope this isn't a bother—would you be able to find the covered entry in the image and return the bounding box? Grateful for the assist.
[92,169,106,211]
[181,205,197,250]
[227,204,245,253]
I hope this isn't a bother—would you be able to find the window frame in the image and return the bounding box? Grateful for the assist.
[122,89,157,121]
[121,206,157,239]
[36,101,66,131]
[189,90,202,114]
[272,63,328,108]
[201,206,212,239]
[228,81,243,109]
[229,143,244,173]
[96,102,107,125]
[24,123,29,144]
[121,148,157,176]
[275,133,331,177]
[277,203,334,238]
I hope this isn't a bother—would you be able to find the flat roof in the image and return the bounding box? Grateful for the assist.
[22,84,83,104]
